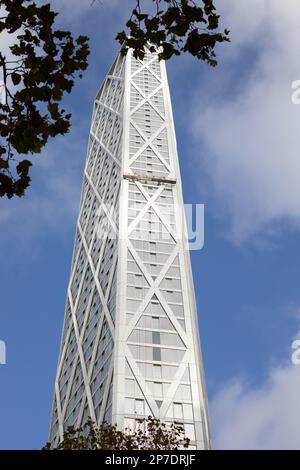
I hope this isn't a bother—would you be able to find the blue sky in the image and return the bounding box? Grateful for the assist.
[1,0,300,449]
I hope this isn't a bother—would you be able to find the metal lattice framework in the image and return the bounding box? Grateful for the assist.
[49,48,211,450]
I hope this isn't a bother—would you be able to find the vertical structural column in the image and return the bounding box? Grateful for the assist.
[111,49,131,431]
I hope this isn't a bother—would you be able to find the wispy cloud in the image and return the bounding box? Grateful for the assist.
[0,124,86,250]
[211,322,300,449]
[191,0,300,244]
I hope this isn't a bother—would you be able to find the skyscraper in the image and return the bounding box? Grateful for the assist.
[49,47,210,449]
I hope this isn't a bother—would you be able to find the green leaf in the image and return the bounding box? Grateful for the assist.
[76,35,89,45]
[11,73,22,85]
[16,159,32,176]
[169,22,189,36]
[0,158,8,169]
[144,17,160,31]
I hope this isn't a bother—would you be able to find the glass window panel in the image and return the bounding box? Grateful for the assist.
[160,318,174,330]
[181,385,191,400]
[153,347,161,361]
[135,399,144,415]
[129,330,138,342]
[152,331,160,344]
[145,402,151,415]
[138,362,146,377]
[161,348,184,363]
[172,304,184,317]
[154,382,163,397]
[161,332,183,347]
[184,424,195,441]
[140,346,149,360]
[162,365,177,380]
[145,330,152,343]
[181,368,190,382]
[125,398,135,414]
[125,379,135,395]
[173,403,183,419]
[153,364,162,379]
[175,384,192,401]
[183,404,193,420]
[165,405,173,419]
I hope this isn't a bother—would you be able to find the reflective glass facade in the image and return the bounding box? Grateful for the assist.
[49,48,210,449]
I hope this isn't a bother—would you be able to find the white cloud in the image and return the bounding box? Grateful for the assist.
[192,0,300,243]
[211,358,300,449]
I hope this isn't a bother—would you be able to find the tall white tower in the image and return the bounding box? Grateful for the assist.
[49,47,211,449]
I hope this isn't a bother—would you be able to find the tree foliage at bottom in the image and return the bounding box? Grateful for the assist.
[44,416,190,450]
